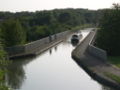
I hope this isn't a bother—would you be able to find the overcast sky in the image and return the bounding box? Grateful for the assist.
[0,0,119,12]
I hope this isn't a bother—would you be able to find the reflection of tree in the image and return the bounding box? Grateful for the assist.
[5,56,35,89]
[6,66,25,89]
[102,85,115,90]
[0,69,8,90]
[49,49,52,55]
[54,46,57,51]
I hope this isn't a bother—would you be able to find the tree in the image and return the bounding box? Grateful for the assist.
[0,43,6,60]
[0,19,26,47]
[0,8,99,43]
[27,25,49,41]
[0,41,10,90]
[96,4,120,56]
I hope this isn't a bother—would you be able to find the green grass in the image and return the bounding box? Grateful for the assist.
[104,72,120,84]
[108,56,120,68]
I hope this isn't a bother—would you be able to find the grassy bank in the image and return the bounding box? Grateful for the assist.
[104,72,120,84]
[108,56,120,68]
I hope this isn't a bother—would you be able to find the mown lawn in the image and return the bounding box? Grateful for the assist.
[108,56,120,68]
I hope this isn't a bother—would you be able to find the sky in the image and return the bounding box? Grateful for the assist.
[0,0,119,12]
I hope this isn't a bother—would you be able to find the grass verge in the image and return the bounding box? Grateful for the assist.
[108,56,120,68]
[104,72,120,84]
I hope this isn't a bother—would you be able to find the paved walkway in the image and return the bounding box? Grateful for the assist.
[72,31,120,89]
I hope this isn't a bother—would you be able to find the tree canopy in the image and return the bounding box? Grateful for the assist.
[0,8,101,47]
[0,19,26,47]
[96,4,120,56]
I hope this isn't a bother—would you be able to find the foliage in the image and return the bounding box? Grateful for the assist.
[0,44,6,60]
[27,25,49,41]
[0,8,100,46]
[96,4,120,56]
[0,19,26,47]
[0,43,10,90]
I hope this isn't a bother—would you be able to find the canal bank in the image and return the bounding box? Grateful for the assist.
[6,31,70,59]
[72,29,120,90]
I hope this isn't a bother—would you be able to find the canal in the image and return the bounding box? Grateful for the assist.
[6,28,113,90]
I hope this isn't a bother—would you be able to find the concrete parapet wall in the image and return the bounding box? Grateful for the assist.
[6,31,69,58]
[24,37,49,53]
[24,31,69,53]
[87,45,107,61]
[87,30,107,61]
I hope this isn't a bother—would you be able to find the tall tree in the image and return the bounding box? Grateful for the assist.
[0,19,26,47]
[96,4,120,56]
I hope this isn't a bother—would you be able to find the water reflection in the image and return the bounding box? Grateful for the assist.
[49,49,52,55]
[49,45,58,55]
[5,56,35,89]
[6,65,25,89]
[54,46,57,52]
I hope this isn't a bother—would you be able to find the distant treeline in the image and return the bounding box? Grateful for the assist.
[0,8,102,47]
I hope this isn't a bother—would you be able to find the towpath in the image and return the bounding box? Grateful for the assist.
[72,30,120,89]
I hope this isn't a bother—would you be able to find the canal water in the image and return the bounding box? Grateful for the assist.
[7,28,113,90]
